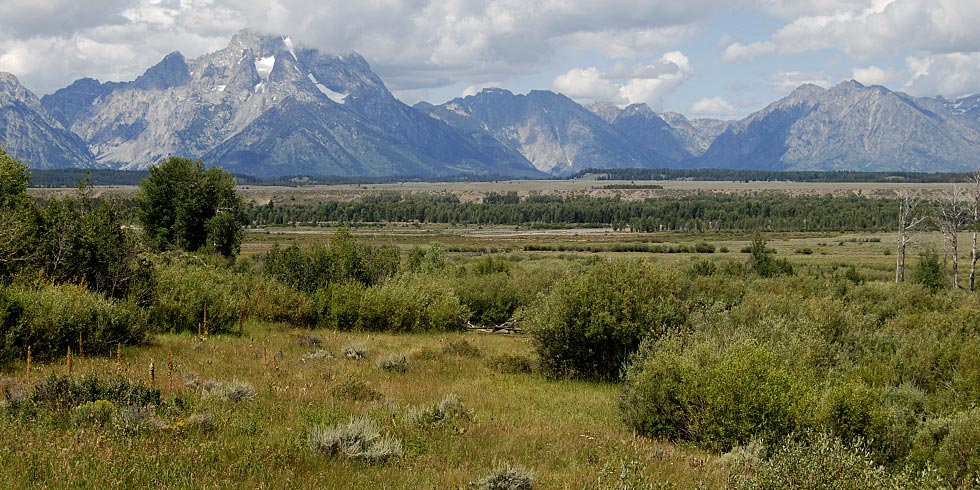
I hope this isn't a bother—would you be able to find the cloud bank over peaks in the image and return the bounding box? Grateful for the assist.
[551,52,692,108]
[689,96,738,118]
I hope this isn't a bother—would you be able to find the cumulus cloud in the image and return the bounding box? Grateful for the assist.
[743,0,980,59]
[689,96,738,117]
[552,67,620,103]
[771,71,830,92]
[551,51,692,108]
[850,65,893,86]
[903,53,980,98]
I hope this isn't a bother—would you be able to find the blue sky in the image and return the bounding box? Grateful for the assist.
[1,1,978,119]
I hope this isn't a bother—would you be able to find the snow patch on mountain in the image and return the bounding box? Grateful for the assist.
[307,73,347,103]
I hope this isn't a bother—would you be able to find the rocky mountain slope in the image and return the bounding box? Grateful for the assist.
[658,112,734,156]
[4,30,980,176]
[418,89,688,176]
[0,73,98,169]
[39,30,541,178]
[700,81,980,172]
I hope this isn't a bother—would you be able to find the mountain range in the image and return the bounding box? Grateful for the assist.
[3,29,980,177]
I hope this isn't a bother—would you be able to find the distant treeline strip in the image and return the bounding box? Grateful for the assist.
[28,169,149,187]
[575,167,975,183]
[249,193,898,232]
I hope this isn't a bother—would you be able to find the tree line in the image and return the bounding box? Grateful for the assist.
[249,193,899,232]
[577,167,976,183]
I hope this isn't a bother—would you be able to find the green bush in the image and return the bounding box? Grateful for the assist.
[313,282,365,329]
[452,272,524,325]
[621,338,800,451]
[0,283,147,362]
[526,259,688,381]
[263,229,400,292]
[148,264,240,333]
[913,249,944,292]
[356,274,467,332]
[748,238,793,277]
[28,373,160,412]
[911,408,980,484]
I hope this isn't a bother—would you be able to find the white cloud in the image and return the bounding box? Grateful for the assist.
[689,96,738,117]
[903,53,980,98]
[850,65,893,86]
[771,70,830,92]
[750,0,980,59]
[552,51,692,109]
[552,67,620,103]
[561,25,698,58]
[721,41,776,61]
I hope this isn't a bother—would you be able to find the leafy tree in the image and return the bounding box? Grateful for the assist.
[0,146,30,211]
[134,157,246,256]
[0,148,40,281]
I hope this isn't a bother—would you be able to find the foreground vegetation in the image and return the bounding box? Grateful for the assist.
[7,148,980,487]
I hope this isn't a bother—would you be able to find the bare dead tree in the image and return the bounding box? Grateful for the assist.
[896,190,924,283]
[971,171,980,291]
[932,183,969,289]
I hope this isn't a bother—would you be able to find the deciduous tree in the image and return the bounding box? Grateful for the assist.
[135,157,246,256]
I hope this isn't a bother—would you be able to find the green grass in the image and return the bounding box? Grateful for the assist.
[0,328,723,488]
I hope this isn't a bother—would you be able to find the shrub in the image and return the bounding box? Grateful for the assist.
[71,400,116,427]
[263,230,400,291]
[406,243,448,273]
[694,242,716,253]
[731,433,947,490]
[29,374,160,412]
[748,238,793,277]
[309,415,403,462]
[201,379,256,403]
[526,259,688,381]
[442,339,481,358]
[313,282,365,329]
[688,258,718,277]
[913,249,944,292]
[377,353,408,373]
[342,344,367,360]
[332,379,382,402]
[357,274,468,332]
[147,264,240,333]
[621,338,800,451]
[488,354,534,374]
[0,283,147,362]
[407,394,473,429]
[911,408,980,484]
[452,272,524,325]
[473,256,511,275]
[469,462,535,490]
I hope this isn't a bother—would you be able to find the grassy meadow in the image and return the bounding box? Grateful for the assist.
[6,178,980,489]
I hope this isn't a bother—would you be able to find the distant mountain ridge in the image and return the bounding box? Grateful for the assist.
[35,30,541,178]
[1,31,980,175]
[0,73,99,169]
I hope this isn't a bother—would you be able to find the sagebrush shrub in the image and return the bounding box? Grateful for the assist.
[469,461,535,490]
[730,432,948,490]
[377,353,408,373]
[309,416,403,462]
[408,394,472,428]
